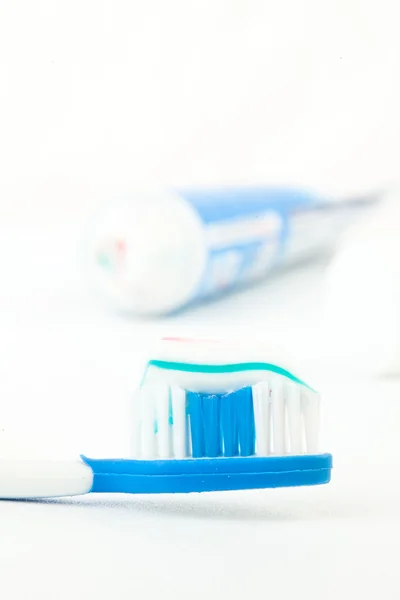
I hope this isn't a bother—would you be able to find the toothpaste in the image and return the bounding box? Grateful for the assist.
[86,187,375,315]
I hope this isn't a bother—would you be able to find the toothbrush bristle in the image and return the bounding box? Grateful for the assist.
[132,379,320,459]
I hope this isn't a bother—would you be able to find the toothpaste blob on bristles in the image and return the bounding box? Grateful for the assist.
[142,337,314,393]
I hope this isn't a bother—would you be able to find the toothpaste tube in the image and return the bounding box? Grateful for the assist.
[86,187,376,315]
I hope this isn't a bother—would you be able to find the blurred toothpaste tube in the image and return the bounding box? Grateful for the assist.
[86,187,377,315]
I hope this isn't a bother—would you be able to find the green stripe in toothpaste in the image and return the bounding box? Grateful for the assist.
[146,359,315,391]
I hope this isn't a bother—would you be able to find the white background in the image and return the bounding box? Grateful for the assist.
[1,0,400,224]
[0,2,400,599]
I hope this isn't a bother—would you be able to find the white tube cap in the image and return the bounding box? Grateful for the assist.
[86,189,207,315]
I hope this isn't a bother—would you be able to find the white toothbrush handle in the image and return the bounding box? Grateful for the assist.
[0,457,93,499]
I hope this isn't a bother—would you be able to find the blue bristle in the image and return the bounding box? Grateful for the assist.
[220,391,239,456]
[188,386,256,458]
[201,394,221,457]
[236,387,256,456]
[187,392,205,457]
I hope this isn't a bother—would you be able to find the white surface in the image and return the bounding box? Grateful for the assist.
[1,0,400,227]
[325,194,400,375]
[0,458,93,499]
[0,224,399,599]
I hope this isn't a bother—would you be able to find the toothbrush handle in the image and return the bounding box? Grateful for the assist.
[0,454,332,499]
[81,454,332,495]
[0,457,93,499]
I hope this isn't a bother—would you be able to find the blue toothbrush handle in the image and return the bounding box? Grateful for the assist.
[81,454,332,494]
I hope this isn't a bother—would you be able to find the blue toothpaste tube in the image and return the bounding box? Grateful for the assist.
[87,187,375,315]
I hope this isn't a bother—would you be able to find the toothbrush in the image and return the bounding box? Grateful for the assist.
[0,338,332,499]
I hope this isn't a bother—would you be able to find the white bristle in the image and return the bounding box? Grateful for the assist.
[155,386,171,458]
[253,381,270,456]
[271,378,285,455]
[302,390,320,454]
[171,386,187,458]
[284,405,290,454]
[286,383,302,454]
[130,389,142,458]
[140,385,156,458]
[131,378,321,459]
